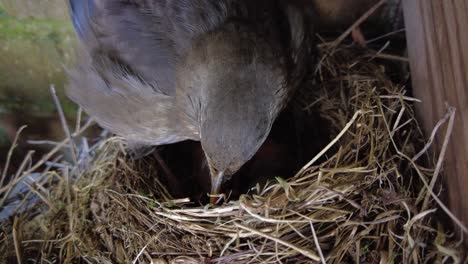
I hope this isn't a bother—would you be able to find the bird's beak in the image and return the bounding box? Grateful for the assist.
[210,170,224,204]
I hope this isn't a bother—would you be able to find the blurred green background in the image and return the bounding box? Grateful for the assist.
[0,0,79,168]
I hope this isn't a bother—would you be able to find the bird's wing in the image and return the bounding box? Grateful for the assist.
[67,51,199,145]
[69,0,177,95]
[68,0,199,145]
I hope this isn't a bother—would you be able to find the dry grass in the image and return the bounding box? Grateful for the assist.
[0,46,466,263]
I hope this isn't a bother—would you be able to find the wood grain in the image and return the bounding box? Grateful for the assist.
[403,0,468,235]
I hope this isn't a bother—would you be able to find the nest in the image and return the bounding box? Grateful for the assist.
[0,46,465,263]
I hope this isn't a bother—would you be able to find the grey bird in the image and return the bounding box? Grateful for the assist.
[67,0,316,201]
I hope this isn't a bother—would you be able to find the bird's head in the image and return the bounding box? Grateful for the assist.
[177,5,314,197]
[178,26,286,191]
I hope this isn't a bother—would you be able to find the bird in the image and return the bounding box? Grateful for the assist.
[67,0,316,202]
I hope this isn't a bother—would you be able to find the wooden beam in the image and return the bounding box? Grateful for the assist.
[403,0,468,236]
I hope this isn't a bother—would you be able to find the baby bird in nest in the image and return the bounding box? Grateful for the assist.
[67,0,316,202]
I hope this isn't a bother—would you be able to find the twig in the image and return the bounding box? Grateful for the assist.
[235,223,320,261]
[0,120,94,194]
[75,107,83,134]
[412,109,453,161]
[368,41,390,62]
[133,234,161,264]
[295,110,363,177]
[27,140,63,146]
[23,180,57,212]
[422,107,456,211]
[364,28,406,44]
[364,53,409,62]
[332,0,387,47]
[13,216,23,264]
[1,125,27,188]
[310,221,326,264]
[379,95,421,102]
[0,150,34,207]
[50,85,77,165]
[64,169,74,234]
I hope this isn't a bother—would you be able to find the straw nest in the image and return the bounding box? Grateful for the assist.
[0,46,465,263]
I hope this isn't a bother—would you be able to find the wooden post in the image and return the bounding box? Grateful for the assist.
[402,0,468,235]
